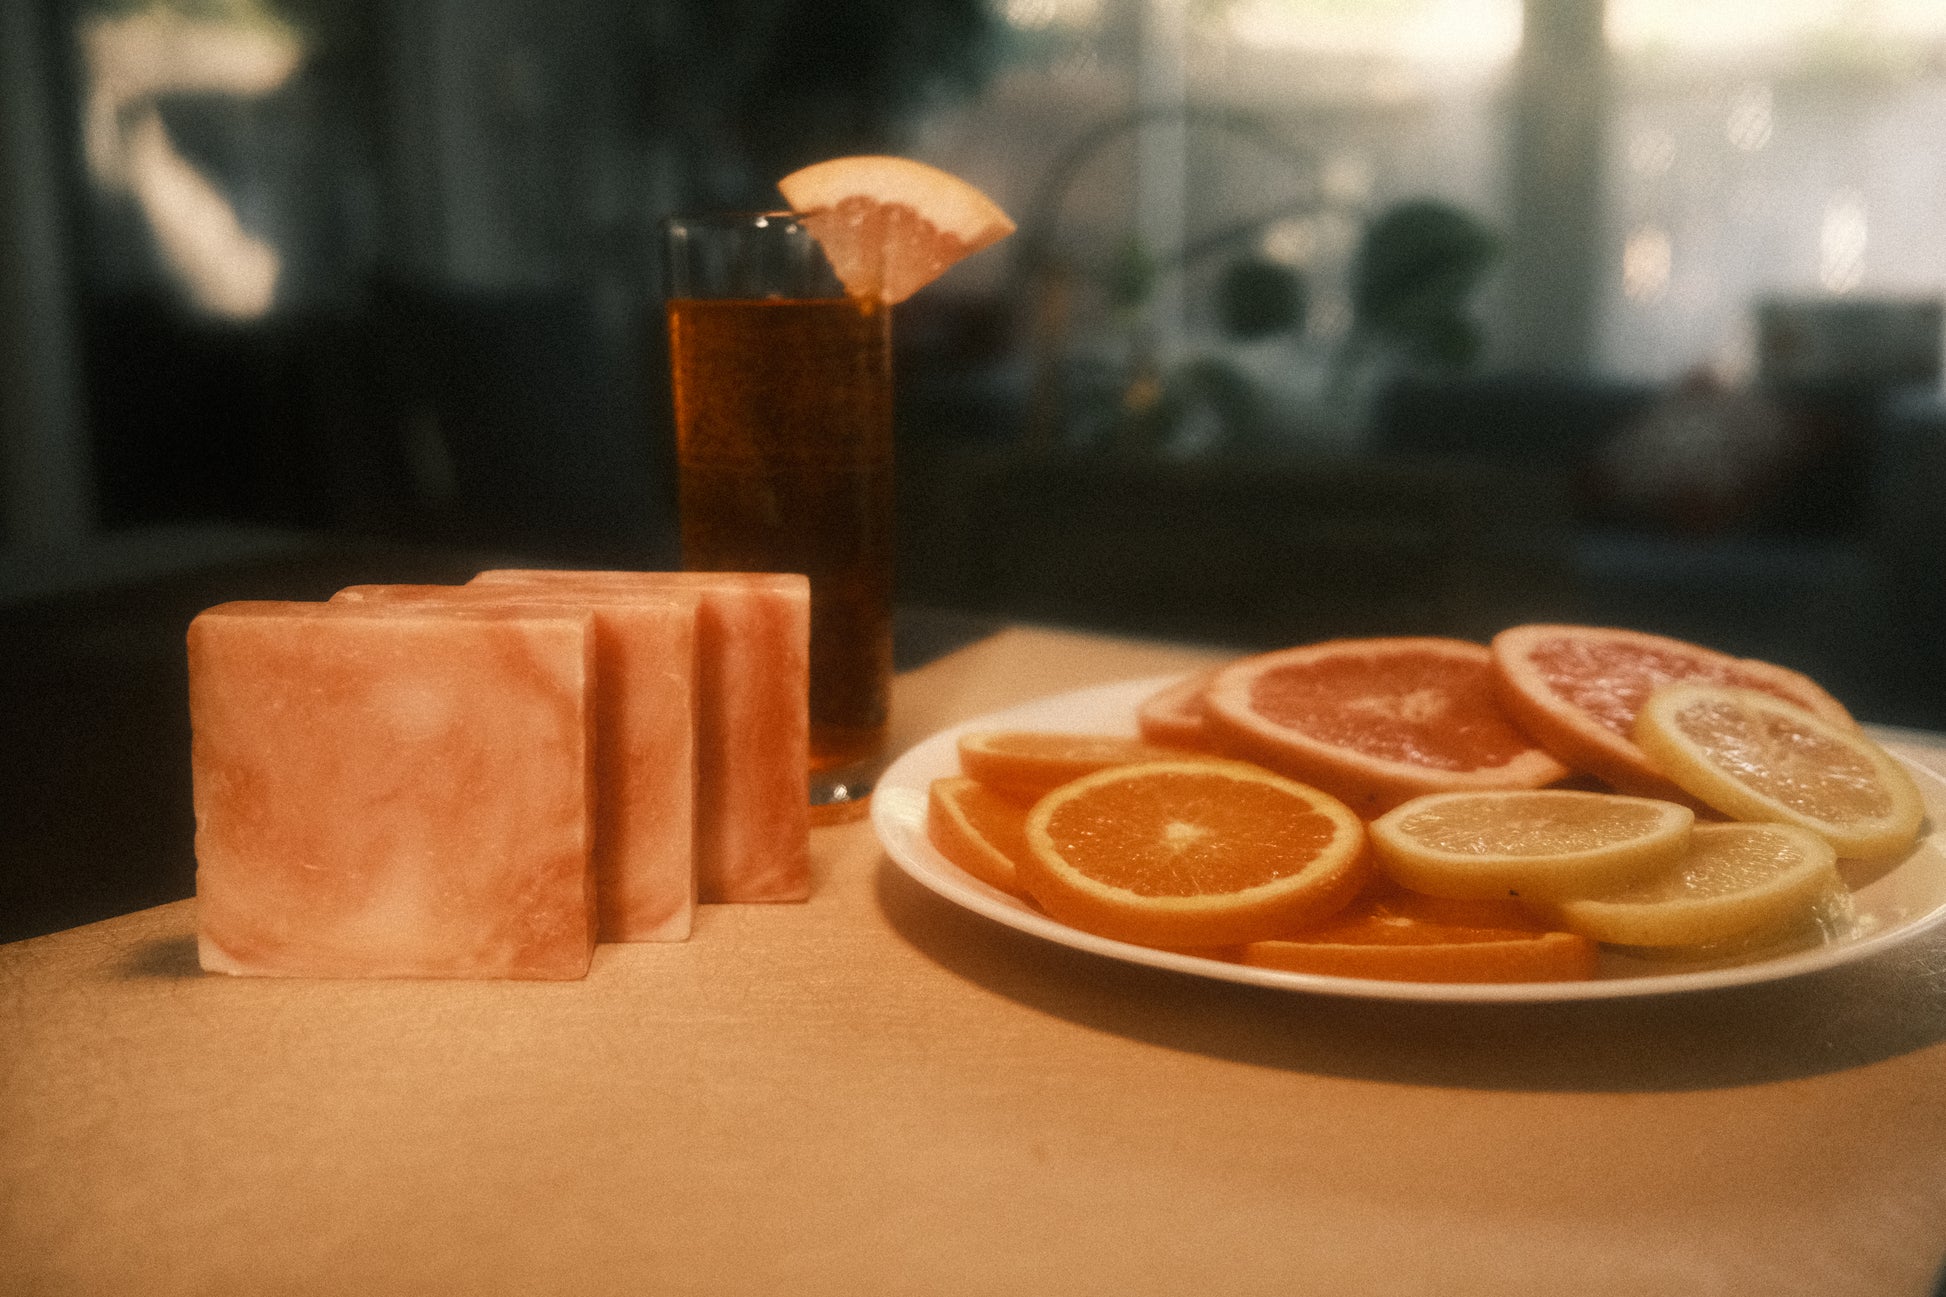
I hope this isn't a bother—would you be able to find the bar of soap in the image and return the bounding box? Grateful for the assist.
[335,584,698,942]
[471,570,811,903]
[189,601,597,979]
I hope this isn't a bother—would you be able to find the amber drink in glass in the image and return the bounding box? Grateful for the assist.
[664,213,893,815]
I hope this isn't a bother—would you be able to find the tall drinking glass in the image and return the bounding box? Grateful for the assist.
[663,213,894,819]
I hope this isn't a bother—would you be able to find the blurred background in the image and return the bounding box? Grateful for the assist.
[5,0,1946,934]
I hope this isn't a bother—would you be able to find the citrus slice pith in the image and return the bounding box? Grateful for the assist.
[957,730,1187,801]
[1491,624,1856,802]
[1531,821,1841,948]
[777,155,1015,304]
[1201,637,1569,818]
[1634,683,1925,858]
[1019,759,1367,948]
[1238,880,1597,983]
[926,776,1034,899]
[1369,789,1694,901]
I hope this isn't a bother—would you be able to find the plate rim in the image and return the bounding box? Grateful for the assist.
[871,674,1946,1004]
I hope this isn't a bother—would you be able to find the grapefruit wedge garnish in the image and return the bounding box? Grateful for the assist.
[1490,624,1856,803]
[1201,638,1570,817]
[778,155,1015,304]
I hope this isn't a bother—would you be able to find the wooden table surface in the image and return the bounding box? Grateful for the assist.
[5,625,1946,1297]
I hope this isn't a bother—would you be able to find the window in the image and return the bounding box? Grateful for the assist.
[1606,0,1946,381]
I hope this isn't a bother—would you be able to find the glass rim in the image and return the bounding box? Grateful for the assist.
[660,210,810,233]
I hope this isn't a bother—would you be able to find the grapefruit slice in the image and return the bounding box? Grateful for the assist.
[956,730,1186,801]
[1019,759,1368,948]
[1201,638,1570,817]
[1238,880,1597,983]
[926,776,1034,899]
[1634,683,1925,857]
[1532,821,1841,948]
[1369,789,1695,900]
[1491,624,1855,802]
[777,155,1015,304]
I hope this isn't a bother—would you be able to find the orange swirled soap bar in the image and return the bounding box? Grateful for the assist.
[189,601,599,980]
[469,570,812,905]
[336,584,701,943]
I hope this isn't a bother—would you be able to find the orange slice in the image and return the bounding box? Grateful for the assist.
[1239,880,1597,983]
[1019,759,1368,948]
[1634,683,1925,858]
[1532,821,1841,948]
[1136,670,1222,749]
[1201,638,1570,817]
[1491,624,1855,802]
[1369,789,1694,900]
[926,776,1034,898]
[777,156,1015,304]
[957,730,1186,802]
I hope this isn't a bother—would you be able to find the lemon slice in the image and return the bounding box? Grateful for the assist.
[1369,789,1694,901]
[777,155,1014,304]
[1531,822,1840,947]
[1634,683,1925,858]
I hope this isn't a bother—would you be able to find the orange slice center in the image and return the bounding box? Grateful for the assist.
[1041,770,1338,898]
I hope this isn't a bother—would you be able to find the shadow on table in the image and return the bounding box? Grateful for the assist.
[121,933,202,978]
[875,862,1946,1094]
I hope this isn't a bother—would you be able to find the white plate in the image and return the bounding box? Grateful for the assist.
[871,675,1946,1003]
